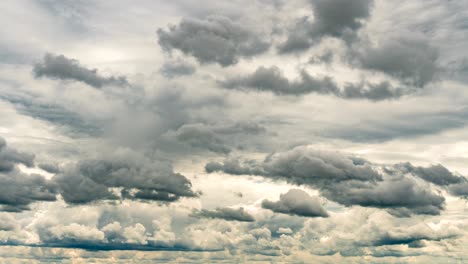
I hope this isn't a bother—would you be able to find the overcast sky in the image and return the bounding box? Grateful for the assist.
[1,0,468,263]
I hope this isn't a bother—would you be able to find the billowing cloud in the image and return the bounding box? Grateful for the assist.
[0,136,34,172]
[279,0,374,53]
[0,137,57,212]
[262,189,328,217]
[33,53,129,88]
[352,37,440,87]
[206,147,446,215]
[221,66,406,100]
[191,207,255,222]
[54,151,198,204]
[157,15,270,66]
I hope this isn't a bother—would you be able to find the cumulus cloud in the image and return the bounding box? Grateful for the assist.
[157,15,270,66]
[33,53,129,88]
[0,136,34,172]
[206,147,446,215]
[279,0,374,53]
[54,151,198,204]
[352,37,440,87]
[262,189,328,217]
[0,137,57,212]
[191,207,255,222]
[394,163,464,186]
[221,66,406,100]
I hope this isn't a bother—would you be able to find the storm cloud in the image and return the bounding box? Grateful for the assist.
[279,0,374,53]
[54,152,198,204]
[157,15,270,66]
[352,37,440,87]
[206,147,446,215]
[221,66,406,100]
[0,137,57,212]
[33,53,129,88]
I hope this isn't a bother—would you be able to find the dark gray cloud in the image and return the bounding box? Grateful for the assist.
[371,224,460,247]
[352,37,440,87]
[206,147,446,215]
[279,0,374,53]
[160,59,196,78]
[171,123,231,154]
[54,154,198,204]
[394,163,464,186]
[0,170,57,212]
[221,66,406,101]
[33,53,129,88]
[387,163,468,200]
[157,15,270,66]
[0,136,34,172]
[261,189,328,217]
[0,137,57,212]
[191,207,255,222]
[322,178,445,217]
[38,163,61,174]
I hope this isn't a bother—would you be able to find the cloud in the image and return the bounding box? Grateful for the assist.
[221,66,406,100]
[33,53,129,88]
[0,136,34,172]
[191,207,255,222]
[164,121,267,154]
[324,107,468,142]
[38,163,61,174]
[157,15,270,66]
[394,163,465,186]
[0,137,57,212]
[0,213,18,231]
[279,0,374,53]
[352,37,440,87]
[170,123,231,154]
[205,146,446,215]
[261,189,328,217]
[54,151,198,204]
[0,93,103,137]
[160,59,196,78]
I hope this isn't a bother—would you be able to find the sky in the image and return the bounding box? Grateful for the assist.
[1,0,468,263]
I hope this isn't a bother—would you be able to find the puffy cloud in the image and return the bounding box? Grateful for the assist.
[352,37,440,87]
[0,136,34,172]
[206,146,446,215]
[33,53,129,88]
[261,189,328,217]
[54,151,198,204]
[221,66,406,100]
[157,15,270,66]
[191,207,255,222]
[394,163,464,186]
[0,137,57,212]
[279,0,374,53]
[44,223,105,244]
